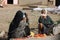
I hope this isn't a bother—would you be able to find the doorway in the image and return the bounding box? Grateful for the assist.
[55,0,60,6]
[7,0,13,4]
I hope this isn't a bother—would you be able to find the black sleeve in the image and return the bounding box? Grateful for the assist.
[38,16,42,23]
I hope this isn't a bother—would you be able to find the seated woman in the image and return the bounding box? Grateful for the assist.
[38,9,54,35]
[8,10,30,40]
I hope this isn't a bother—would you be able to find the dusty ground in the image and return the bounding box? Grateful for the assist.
[0,5,60,32]
[0,5,60,40]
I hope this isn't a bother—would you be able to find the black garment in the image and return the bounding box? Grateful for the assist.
[8,10,30,40]
[38,16,54,35]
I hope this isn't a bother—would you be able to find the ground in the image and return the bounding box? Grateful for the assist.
[0,5,60,32]
[0,5,60,40]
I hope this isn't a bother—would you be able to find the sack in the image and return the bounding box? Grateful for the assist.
[53,24,60,35]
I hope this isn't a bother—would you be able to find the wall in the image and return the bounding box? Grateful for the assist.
[4,0,7,5]
[0,0,56,6]
[18,0,55,6]
[3,0,18,5]
[18,0,43,5]
[13,0,18,5]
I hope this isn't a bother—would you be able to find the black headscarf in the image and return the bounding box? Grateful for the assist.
[8,10,23,32]
[8,10,30,39]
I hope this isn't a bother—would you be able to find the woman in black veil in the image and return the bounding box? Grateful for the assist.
[8,10,30,40]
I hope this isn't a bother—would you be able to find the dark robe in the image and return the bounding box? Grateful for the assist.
[8,10,30,40]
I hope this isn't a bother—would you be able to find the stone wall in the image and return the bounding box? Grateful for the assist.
[0,0,56,6]
[18,0,46,5]
[18,0,55,6]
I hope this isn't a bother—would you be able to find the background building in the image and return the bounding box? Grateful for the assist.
[0,0,60,6]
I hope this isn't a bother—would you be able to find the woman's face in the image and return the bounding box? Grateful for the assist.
[23,17,26,23]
